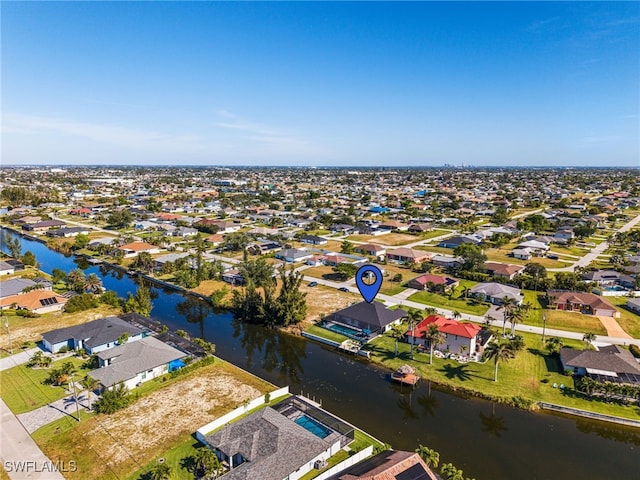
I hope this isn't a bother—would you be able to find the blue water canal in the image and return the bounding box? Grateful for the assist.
[2,229,639,480]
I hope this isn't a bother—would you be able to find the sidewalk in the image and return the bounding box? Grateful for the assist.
[0,348,40,372]
[0,399,65,480]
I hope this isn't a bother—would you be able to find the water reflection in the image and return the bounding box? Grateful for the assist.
[575,418,640,446]
[176,297,214,340]
[479,407,508,438]
[231,319,306,386]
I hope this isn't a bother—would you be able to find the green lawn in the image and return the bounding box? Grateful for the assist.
[363,331,640,420]
[380,284,406,296]
[0,356,92,414]
[306,325,349,344]
[418,229,452,240]
[407,291,490,316]
[606,297,640,338]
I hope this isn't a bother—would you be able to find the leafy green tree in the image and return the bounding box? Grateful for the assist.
[106,209,133,229]
[194,448,222,478]
[21,251,36,267]
[64,293,100,313]
[123,286,152,317]
[341,240,355,254]
[94,383,131,414]
[453,243,487,272]
[582,332,596,349]
[274,266,307,327]
[240,257,275,288]
[131,252,155,274]
[100,290,120,307]
[332,263,358,280]
[73,234,90,250]
[223,231,249,252]
[210,286,229,308]
[117,332,129,345]
[6,234,22,259]
[389,324,406,357]
[52,268,67,285]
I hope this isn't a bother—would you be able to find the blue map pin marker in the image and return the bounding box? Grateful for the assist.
[355,264,383,303]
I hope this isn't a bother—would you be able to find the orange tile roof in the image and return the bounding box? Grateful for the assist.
[119,241,157,251]
[0,290,68,311]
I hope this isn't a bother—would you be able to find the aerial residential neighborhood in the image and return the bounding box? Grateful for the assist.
[2,1,639,480]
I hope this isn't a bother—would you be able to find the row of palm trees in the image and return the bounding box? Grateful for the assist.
[415,444,475,480]
[66,268,103,293]
[578,376,640,402]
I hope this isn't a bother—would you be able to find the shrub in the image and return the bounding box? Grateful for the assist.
[94,383,131,414]
[176,329,188,338]
[100,290,120,307]
[58,346,70,354]
[16,309,39,318]
[630,344,640,359]
[64,293,99,313]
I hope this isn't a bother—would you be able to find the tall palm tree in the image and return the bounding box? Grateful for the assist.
[582,332,596,349]
[85,273,103,293]
[407,309,424,356]
[545,337,563,355]
[484,340,515,382]
[510,303,531,336]
[498,297,517,336]
[149,462,172,480]
[67,269,86,293]
[452,310,462,320]
[81,375,100,411]
[415,444,440,468]
[390,324,406,357]
[423,324,445,365]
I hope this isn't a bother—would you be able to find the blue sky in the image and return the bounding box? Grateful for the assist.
[2,1,638,167]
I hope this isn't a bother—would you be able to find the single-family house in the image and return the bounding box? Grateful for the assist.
[41,316,146,354]
[438,236,480,249]
[484,262,525,280]
[0,290,68,314]
[626,298,640,314]
[324,302,407,339]
[515,240,549,255]
[173,226,198,238]
[511,248,533,260]
[326,450,438,480]
[0,278,52,299]
[581,270,635,288]
[330,224,356,234]
[47,227,90,238]
[118,241,160,258]
[0,261,15,276]
[90,336,186,390]
[379,221,409,231]
[88,237,118,248]
[354,244,387,258]
[276,248,314,263]
[469,282,523,305]
[205,233,225,246]
[407,274,459,293]
[547,291,617,317]
[222,269,244,285]
[431,255,463,269]
[203,397,347,480]
[386,248,431,265]
[408,223,433,233]
[405,315,492,356]
[300,234,328,245]
[560,346,640,385]
[247,240,282,256]
[154,252,191,271]
[22,220,66,233]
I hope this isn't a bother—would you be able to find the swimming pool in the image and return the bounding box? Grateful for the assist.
[324,322,361,337]
[295,414,332,439]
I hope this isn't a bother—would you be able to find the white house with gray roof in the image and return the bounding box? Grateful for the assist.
[469,282,523,305]
[89,336,186,390]
[41,316,146,354]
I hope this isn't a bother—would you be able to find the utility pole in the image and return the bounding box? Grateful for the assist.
[71,373,81,422]
[542,314,547,344]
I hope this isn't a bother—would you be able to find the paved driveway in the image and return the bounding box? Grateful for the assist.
[17,391,97,434]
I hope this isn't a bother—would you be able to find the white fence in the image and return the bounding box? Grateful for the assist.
[592,288,640,298]
[196,386,290,442]
[313,446,374,480]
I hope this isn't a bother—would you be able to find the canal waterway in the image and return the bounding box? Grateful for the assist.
[2,229,639,479]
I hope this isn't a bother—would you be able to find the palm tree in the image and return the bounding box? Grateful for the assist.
[85,273,103,293]
[67,269,86,293]
[509,335,525,353]
[415,444,440,468]
[423,324,445,365]
[390,324,406,357]
[452,310,461,320]
[441,463,465,480]
[498,297,517,336]
[582,332,596,349]
[484,340,515,382]
[510,303,531,336]
[149,462,172,480]
[81,375,100,411]
[407,309,423,356]
[194,448,222,478]
[545,337,563,355]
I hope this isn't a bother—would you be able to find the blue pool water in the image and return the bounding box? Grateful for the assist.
[325,322,360,337]
[294,414,332,439]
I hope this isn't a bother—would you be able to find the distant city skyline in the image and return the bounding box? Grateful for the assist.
[2,1,638,167]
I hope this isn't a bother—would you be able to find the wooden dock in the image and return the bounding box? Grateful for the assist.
[390,365,420,386]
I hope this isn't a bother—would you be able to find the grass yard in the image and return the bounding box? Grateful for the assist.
[302,285,360,323]
[189,278,233,298]
[0,356,92,414]
[519,309,607,336]
[418,229,452,240]
[483,248,567,269]
[0,306,121,354]
[32,359,273,480]
[364,331,640,420]
[407,291,489,316]
[305,324,349,344]
[124,434,205,480]
[347,233,417,246]
[606,297,640,338]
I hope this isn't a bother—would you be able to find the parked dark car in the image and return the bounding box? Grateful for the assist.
[338,287,349,292]
[308,281,318,287]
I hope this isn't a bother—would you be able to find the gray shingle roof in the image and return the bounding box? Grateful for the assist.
[470,282,522,302]
[42,316,144,348]
[327,302,407,332]
[205,407,330,480]
[560,346,640,375]
[89,336,185,387]
[0,278,37,298]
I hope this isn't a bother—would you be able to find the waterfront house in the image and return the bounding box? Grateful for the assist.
[204,398,348,480]
[515,240,549,255]
[547,291,617,317]
[469,282,523,305]
[47,226,90,238]
[0,290,68,314]
[627,298,640,314]
[581,270,635,289]
[326,450,438,480]
[90,336,186,391]
[42,316,146,354]
[406,314,492,356]
[0,261,15,276]
[324,302,407,339]
[118,241,160,258]
[407,274,459,293]
[560,346,640,385]
[22,219,66,233]
[0,278,52,299]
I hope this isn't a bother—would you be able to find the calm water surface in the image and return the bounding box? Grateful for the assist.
[3,229,639,480]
